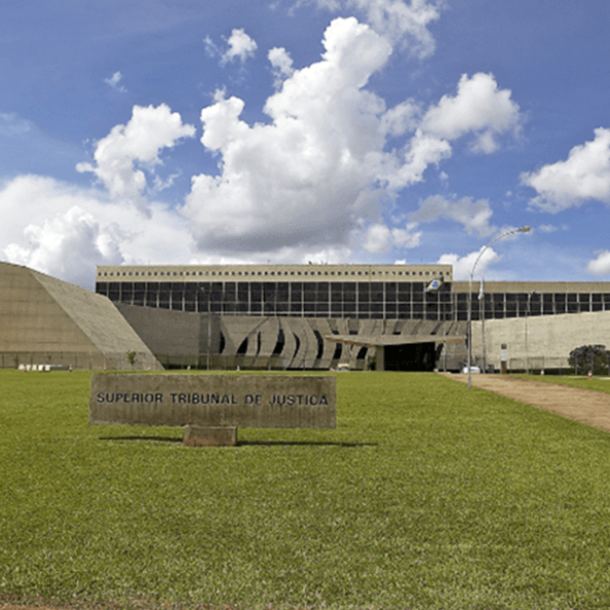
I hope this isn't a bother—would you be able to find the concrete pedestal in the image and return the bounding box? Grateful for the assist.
[183,425,237,447]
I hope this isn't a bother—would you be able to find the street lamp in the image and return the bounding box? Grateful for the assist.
[525,291,535,374]
[467,226,531,390]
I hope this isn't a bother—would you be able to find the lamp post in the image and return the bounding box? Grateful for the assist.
[468,226,531,390]
[525,291,535,374]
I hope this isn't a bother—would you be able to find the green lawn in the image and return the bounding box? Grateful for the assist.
[2,369,610,609]
[516,373,610,394]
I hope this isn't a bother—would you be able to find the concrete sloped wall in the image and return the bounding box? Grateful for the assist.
[0,262,161,370]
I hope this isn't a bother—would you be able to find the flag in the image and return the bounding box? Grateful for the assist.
[425,277,443,292]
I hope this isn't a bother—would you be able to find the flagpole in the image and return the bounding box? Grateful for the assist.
[468,226,531,390]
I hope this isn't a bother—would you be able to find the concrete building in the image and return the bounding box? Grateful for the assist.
[95,263,466,371]
[0,261,162,370]
[95,265,610,373]
[3,259,609,373]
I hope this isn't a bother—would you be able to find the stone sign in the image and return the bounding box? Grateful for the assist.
[90,374,336,446]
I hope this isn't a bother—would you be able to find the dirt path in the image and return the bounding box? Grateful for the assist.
[443,373,610,433]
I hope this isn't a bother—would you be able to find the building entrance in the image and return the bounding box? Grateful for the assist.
[384,342,437,372]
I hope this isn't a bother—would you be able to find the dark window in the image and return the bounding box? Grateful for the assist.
[277,282,289,301]
[237,283,249,302]
[210,282,223,301]
[108,282,120,301]
[303,284,316,301]
[224,282,236,301]
[263,282,276,301]
[251,283,262,300]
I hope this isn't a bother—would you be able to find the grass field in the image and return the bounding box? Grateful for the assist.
[516,373,610,394]
[2,370,610,610]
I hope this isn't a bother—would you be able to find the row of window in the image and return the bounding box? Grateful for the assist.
[456,292,610,320]
[96,281,451,320]
[98,269,447,279]
[96,281,610,320]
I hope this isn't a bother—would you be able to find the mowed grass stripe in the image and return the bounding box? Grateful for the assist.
[1,370,610,610]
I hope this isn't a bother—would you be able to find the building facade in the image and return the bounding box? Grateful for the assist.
[94,264,610,372]
[95,264,462,371]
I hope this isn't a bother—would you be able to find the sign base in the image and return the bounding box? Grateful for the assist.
[183,425,237,447]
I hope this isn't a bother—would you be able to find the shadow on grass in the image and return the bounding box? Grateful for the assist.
[99,436,376,448]
[238,440,377,448]
[99,435,182,443]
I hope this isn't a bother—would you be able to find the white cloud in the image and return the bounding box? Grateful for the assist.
[4,207,124,290]
[522,128,610,212]
[392,223,421,248]
[304,0,442,57]
[104,71,127,93]
[268,47,295,87]
[587,250,610,276]
[421,73,522,153]
[0,112,32,135]
[222,28,258,64]
[363,223,393,253]
[181,19,522,259]
[438,247,500,281]
[183,17,397,255]
[539,224,558,233]
[411,194,496,236]
[76,104,195,214]
[1,15,527,284]
[0,175,196,289]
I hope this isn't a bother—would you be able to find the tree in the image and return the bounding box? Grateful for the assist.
[568,345,610,376]
[126,350,137,368]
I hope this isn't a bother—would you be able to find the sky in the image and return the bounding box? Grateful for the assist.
[1,0,610,289]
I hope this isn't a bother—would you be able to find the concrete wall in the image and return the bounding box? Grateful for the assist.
[0,262,162,370]
[115,304,467,371]
[470,310,610,372]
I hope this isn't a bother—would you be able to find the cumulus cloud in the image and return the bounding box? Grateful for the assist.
[268,47,295,86]
[411,194,496,236]
[438,247,500,281]
[4,207,124,289]
[104,71,127,92]
[76,104,195,213]
[0,175,196,288]
[362,222,421,253]
[182,18,521,258]
[304,0,442,57]
[421,73,522,153]
[2,14,526,285]
[522,128,610,212]
[587,250,610,276]
[222,28,258,64]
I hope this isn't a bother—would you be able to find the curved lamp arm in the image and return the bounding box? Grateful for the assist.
[467,225,530,389]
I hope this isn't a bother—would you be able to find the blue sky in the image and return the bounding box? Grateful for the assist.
[1,0,609,288]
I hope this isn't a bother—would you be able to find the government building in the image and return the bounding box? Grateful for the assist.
[3,259,610,373]
[93,263,610,373]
